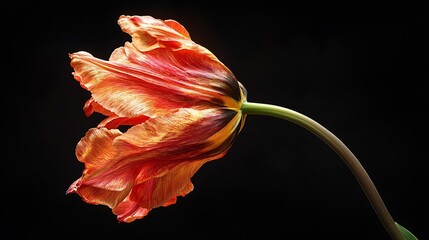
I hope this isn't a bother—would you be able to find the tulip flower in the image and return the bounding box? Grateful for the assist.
[68,15,416,240]
[67,15,247,223]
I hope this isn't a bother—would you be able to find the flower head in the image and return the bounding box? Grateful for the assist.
[67,15,247,223]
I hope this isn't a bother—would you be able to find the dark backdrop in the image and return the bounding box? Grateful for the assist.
[3,1,427,239]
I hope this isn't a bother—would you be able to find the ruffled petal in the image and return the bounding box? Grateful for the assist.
[163,19,191,39]
[132,161,203,208]
[74,128,133,191]
[118,15,242,103]
[80,108,238,188]
[70,48,241,118]
[98,115,150,129]
[112,199,150,223]
[69,108,243,222]
[81,97,149,129]
[70,51,160,118]
[83,97,114,117]
[112,161,203,222]
[67,177,132,209]
[112,108,242,173]
[117,15,190,52]
[70,15,245,118]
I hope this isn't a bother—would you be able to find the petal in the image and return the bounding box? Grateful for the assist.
[117,15,190,52]
[74,128,134,191]
[68,128,137,209]
[71,108,242,221]
[118,15,242,102]
[112,108,241,175]
[122,43,242,107]
[67,178,132,209]
[85,108,224,188]
[83,97,114,117]
[70,16,244,118]
[82,97,150,128]
[98,115,150,129]
[163,19,191,39]
[131,161,203,208]
[112,161,203,223]
[70,51,159,118]
[112,199,150,223]
[70,46,241,118]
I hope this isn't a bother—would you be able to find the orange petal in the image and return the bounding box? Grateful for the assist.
[98,115,150,129]
[70,51,160,118]
[112,161,203,222]
[112,108,240,173]
[117,15,243,104]
[129,161,202,210]
[71,108,242,221]
[75,127,134,191]
[70,16,245,118]
[163,19,191,39]
[70,51,237,119]
[112,198,150,223]
[67,178,132,209]
[118,15,189,52]
[83,97,114,117]
[82,97,149,128]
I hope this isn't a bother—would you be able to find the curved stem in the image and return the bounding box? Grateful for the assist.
[241,101,404,240]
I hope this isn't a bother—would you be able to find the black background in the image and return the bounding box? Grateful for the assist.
[3,1,427,239]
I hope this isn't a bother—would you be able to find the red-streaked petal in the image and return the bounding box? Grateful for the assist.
[118,15,189,52]
[112,108,241,175]
[122,43,242,107]
[112,161,203,222]
[82,97,150,128]
[83,97,114,117]
[70,15,245,118]
[68,179,132,209]
[71,51,160,118]
[75,127,135,191]
[98,115,150,129]
[68,128,135,209]
[70,108,243,222]
[163,19,191,39]
[70,45,241,118]
[81,108,223,188]
[118,15,242,103]
[70,51,208,118]
[131,161,202,208]
[112,198,150,223]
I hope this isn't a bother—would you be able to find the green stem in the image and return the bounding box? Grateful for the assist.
[241,101,404,240]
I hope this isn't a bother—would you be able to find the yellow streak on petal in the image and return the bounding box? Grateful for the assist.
[221,96,241,110]
[203,111,242,153]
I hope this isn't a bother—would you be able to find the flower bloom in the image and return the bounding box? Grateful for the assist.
[67,15,247,222]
